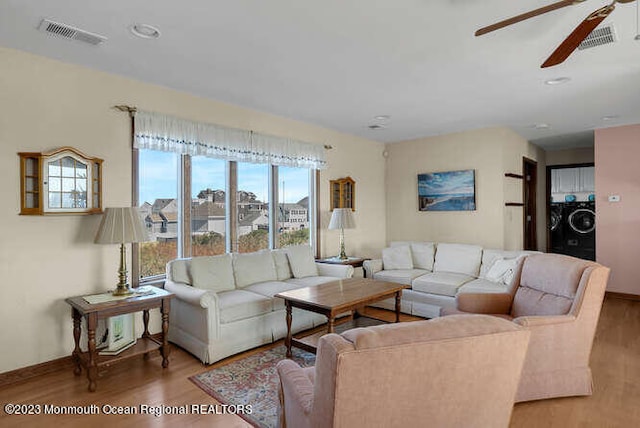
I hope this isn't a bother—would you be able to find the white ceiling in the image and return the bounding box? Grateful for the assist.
[1,0,639,149]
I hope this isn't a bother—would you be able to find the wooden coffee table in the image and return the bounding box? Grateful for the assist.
[275,278,407,358]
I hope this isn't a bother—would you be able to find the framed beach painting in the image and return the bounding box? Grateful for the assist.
[418,169,476,211]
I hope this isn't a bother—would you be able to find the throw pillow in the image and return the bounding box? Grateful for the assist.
[486,257,522,285]
[190,254,235,292]
[270,249,293,280]
[410,242,435,270]
[285,245,319,278]
[233,251,278,288]
[382,245,413,270]
[170,259,191,284]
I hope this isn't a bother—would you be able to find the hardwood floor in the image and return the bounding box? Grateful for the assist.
[0,298,638,427]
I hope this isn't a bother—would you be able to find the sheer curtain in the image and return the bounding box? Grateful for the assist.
[133,110,327,169]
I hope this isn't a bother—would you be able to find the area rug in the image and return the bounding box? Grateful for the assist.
[190,346,315,428]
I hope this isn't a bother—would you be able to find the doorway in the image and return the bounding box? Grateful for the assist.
[523,157,537,251]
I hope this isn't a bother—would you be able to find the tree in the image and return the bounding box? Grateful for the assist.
[192,232,225,256]
[279,228,309,247]
[238,229,268,253]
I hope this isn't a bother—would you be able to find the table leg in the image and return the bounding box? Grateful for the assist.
[86,313,98,392]
[142,309,151,360]
[160,299,171,368]
[395,291,402,323]
[328,316,335,333]
[285,301,292,358]
[71,308,82,376]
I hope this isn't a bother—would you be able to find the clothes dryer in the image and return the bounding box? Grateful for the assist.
[562,201,596,261]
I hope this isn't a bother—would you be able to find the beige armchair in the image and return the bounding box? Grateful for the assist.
[453,253,610,402]
[276,315,530,428]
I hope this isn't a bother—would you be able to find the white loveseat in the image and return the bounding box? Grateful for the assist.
[164,245,354,364]
[363,242,538,318]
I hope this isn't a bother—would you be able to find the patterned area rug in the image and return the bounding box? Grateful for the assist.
[190,346,316,428]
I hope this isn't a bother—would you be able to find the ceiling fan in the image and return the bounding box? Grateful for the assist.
[476,0,635,68]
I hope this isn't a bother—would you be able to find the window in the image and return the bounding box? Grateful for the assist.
[278,166,310,247]
[132,112,323,281]
[191,157,226,257]
[138,150,179,278]
[136,151,317,280]
[237,162,269,253]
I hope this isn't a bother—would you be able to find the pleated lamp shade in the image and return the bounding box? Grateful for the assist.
[95,207,150,244]
[328,208,355,230]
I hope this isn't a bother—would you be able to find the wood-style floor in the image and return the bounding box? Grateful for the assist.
[0,297,638,427]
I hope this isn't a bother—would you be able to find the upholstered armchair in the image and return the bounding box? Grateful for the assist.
[452,253,610,402]
[276,315,530,428]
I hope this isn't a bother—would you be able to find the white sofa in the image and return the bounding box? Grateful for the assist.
[363,242,538,318]
[164,245,354,364]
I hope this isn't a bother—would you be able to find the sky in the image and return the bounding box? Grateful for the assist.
[138,150,310,205]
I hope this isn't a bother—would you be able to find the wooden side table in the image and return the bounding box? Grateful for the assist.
[65,286,174,392]
[316,257,369,277]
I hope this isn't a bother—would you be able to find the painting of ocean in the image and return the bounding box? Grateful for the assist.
[418,170,476,211]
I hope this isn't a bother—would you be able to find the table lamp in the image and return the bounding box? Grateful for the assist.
[328,208,355,260]
[95,207,150,296]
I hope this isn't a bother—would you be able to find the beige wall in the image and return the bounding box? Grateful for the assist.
[546,147,594,166]
[0,47,386,373]
[385,128,545,252]
[594,124,640,294]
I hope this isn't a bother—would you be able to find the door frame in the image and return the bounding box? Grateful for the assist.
[545,162,594,252]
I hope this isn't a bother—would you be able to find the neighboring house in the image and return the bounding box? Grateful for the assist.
[143,198,179,241]
[192,200,226,235]
[238,210,269,236]
[279,202,308,231]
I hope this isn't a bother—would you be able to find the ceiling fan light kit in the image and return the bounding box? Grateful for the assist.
[476,0,636,67]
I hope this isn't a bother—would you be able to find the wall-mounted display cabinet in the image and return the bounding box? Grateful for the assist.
[18,147,103,215]
[330,176,355,211]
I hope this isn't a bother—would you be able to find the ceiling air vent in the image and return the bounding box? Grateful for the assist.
[578,23,617,51]
[37,19,107,45]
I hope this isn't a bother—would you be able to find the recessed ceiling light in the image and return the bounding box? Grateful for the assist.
[130,23,161,39]
[601,115,619,121]
[544,77,571,85]
[374,115,390,121]
[368,124,386,130]
[533,123,550,129]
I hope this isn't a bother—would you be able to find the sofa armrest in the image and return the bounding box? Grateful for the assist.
[276,359,314,425]
[456,292,512,314]
[513,314,576,327]
[363,259,383,278]
[164,280,218,309]
[315,263,354,278]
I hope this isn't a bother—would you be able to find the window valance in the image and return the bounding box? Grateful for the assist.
[133,110,327,169]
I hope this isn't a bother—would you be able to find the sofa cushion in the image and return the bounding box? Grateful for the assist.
[286,245,318,278]
[511,286,573,317]
[412,272,476,297]
[233,251,278,288]
[433,243,482,276]
[458,278,508,294]
[190,254,235,292]
[169,259,191,284]
[382,246,413,270]
[244,280,301,311]
[286,276,341,287]
[390,241,435,270]
[373,269,429,286]
[217,290,273,324]
[271,249,293,280]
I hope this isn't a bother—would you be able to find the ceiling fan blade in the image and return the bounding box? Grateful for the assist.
[475,0,580,36]
[541,3,615,68]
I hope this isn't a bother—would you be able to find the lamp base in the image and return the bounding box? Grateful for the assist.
[112,283,134,296]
